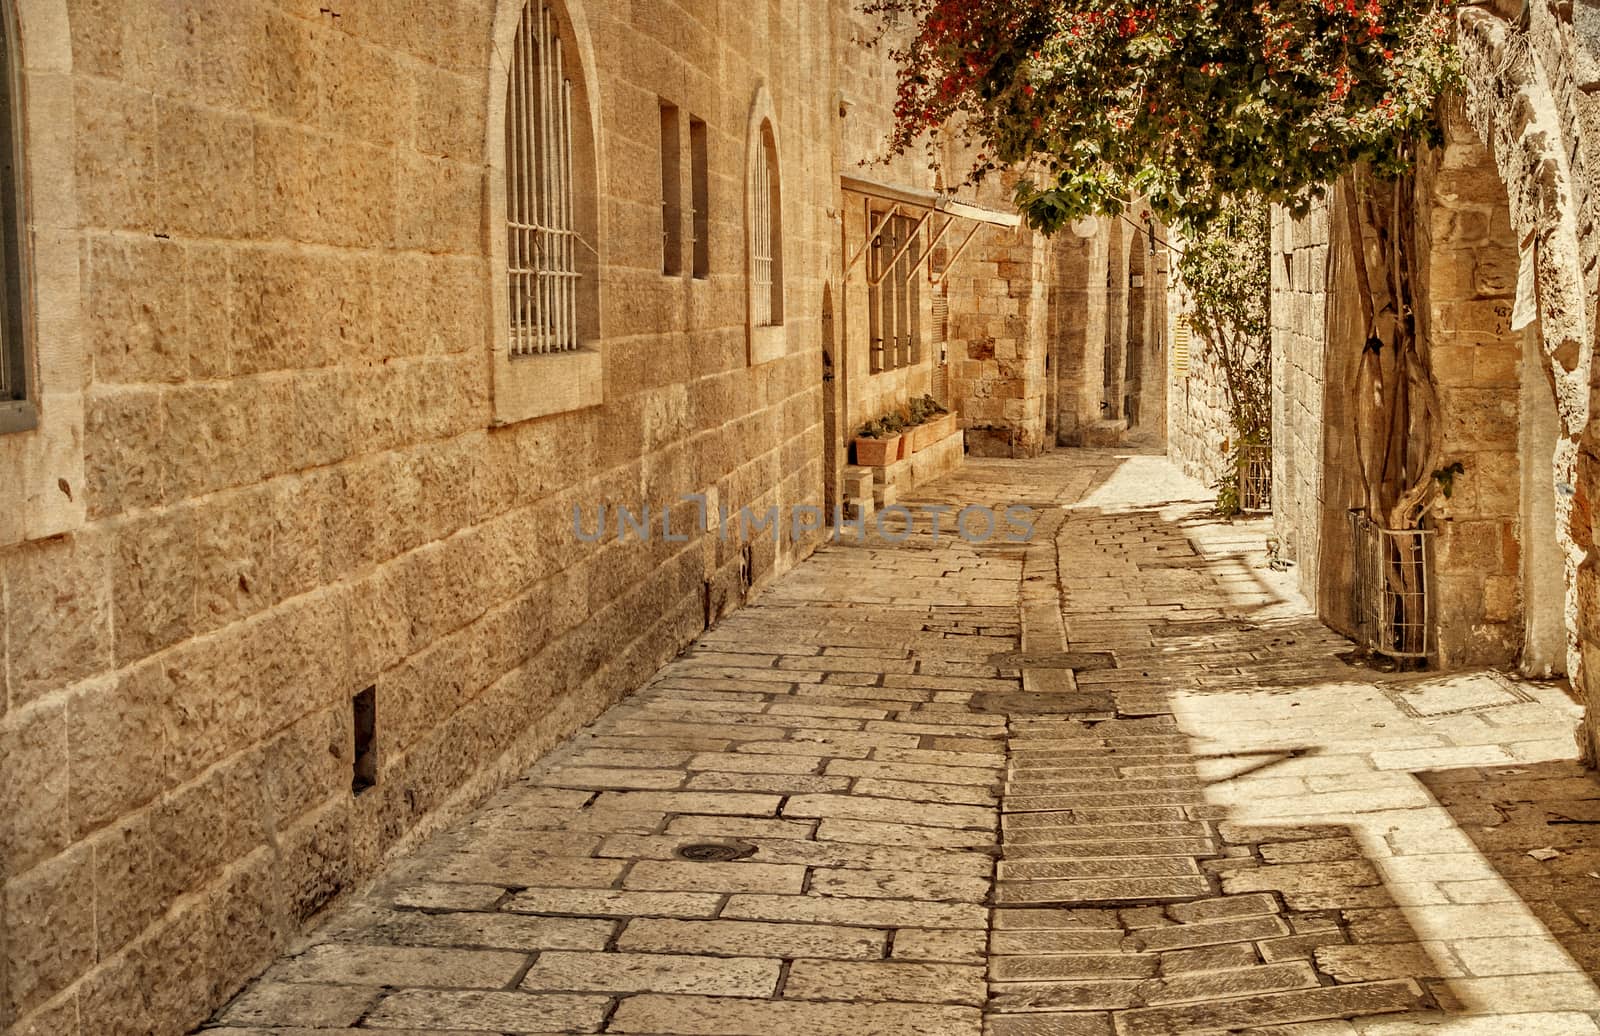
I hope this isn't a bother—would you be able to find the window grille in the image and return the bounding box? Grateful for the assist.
[505,1,579,356]
[0,8,23,411]
[752,125,780,323]
[659,101,681,276]
[690,116,709,280]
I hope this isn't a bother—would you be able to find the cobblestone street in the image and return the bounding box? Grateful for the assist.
[199,450,1600,1036]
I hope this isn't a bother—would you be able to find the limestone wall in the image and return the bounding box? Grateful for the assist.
[0,1,858,1032]
[1165,307,1234,494]
[1270,202,1333,604]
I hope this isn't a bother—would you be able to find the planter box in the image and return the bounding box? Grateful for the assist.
[854,435,900,467]
[927,412,958,443]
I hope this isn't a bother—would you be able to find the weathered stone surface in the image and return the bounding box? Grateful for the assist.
[267,945,526,989]
[521,951,781,997]
[617,919,888,960]
[783,959,987,1005]
[607,994,982,1035]
[364,990,612,1033]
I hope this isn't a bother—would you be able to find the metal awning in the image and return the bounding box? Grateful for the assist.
[841,174,1021,287]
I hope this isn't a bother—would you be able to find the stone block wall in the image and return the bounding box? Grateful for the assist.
[1270,200,1336,611]
[0,1,858,1032]
[948,216,1050,458]
[1165,307,1233,494]
[1415,126,1527,668]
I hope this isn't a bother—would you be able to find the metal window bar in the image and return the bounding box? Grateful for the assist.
[660,102,681,276]
[906,218,921,366]
[690,116,708,279]
[1348,510,1434,660]
[0,10,14,408]
[753,131,773,325]
[1239,444,1272,513]
[868,205,885,372]
[506,2,580,357]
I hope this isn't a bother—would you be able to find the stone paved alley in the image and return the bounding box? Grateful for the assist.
[198,450,1600,1036]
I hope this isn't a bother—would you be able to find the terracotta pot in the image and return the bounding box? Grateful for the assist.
[931,412,958,441]
[854,435,899,467]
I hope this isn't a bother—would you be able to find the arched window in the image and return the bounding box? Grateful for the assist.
[752,124,781,326]
[505,2,578,356]
[489,0,602,424]
[0,0,29,434]
[745,87,784,364]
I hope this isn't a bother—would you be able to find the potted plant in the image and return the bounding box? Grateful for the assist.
[910,395,951,450]
[853,419,900,467]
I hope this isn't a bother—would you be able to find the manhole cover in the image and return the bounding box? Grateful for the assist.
[674,841,756,863]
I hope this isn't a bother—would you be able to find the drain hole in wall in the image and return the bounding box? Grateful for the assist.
[353,686,377,795]
[674,841,756,863]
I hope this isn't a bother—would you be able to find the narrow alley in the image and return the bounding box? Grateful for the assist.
[198,450,1600,1036]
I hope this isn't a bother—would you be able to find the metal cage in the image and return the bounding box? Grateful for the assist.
[1349,510,1434,660]
[1238,444,1272,514]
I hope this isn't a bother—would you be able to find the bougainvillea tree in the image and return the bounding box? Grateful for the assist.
[869,0,1457,231]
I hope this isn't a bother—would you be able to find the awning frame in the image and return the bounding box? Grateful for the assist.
[840,174,1021,288]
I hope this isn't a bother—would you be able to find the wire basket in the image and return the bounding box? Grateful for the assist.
[1349,510,1433,660]
[1238,444,1271,513]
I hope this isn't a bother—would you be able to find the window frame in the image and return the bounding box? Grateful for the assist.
[486,0,604,426]
[0,0,32,435]
[868,207,920,374]
[744,85,784,365]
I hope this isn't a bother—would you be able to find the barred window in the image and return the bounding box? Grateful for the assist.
[751,123,781,325]
[505,1,579,356]
[0,0,28,432]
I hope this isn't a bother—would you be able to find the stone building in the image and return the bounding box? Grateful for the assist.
[0,1,1173,1032]
[1246,1,1600,761]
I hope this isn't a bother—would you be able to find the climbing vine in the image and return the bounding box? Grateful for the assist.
[1176,198,1272,514]
[866,0,1458,231]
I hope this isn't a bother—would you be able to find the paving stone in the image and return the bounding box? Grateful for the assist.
[267,945,526,989]
[809,866,989,902]
[502,887,723,919]
[784,958,987,1005]
[617,918,887,959]
[1165,893,1280,923]
[784,794,995,830]
[1126,915,1291,952]
[391,883,506,911]
[996,875,1212,905]
[218,982,380,1027]
[992,953,1159,981]
[607,993,982,1035]
[1111,979,1427,1035]
[890,927,987,963]
[360,910,615,951]
[1158,942,1261,973]
[520,950,780,996]
[1315,943,1459,981]
[364,990,611,1032]
[623,859,807,894]
[987,1012,1116,1036]
[721,894,988,929]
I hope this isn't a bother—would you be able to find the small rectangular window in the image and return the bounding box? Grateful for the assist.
[690,116,709,279]
[352,686,377,795]
[660,101,681,276]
